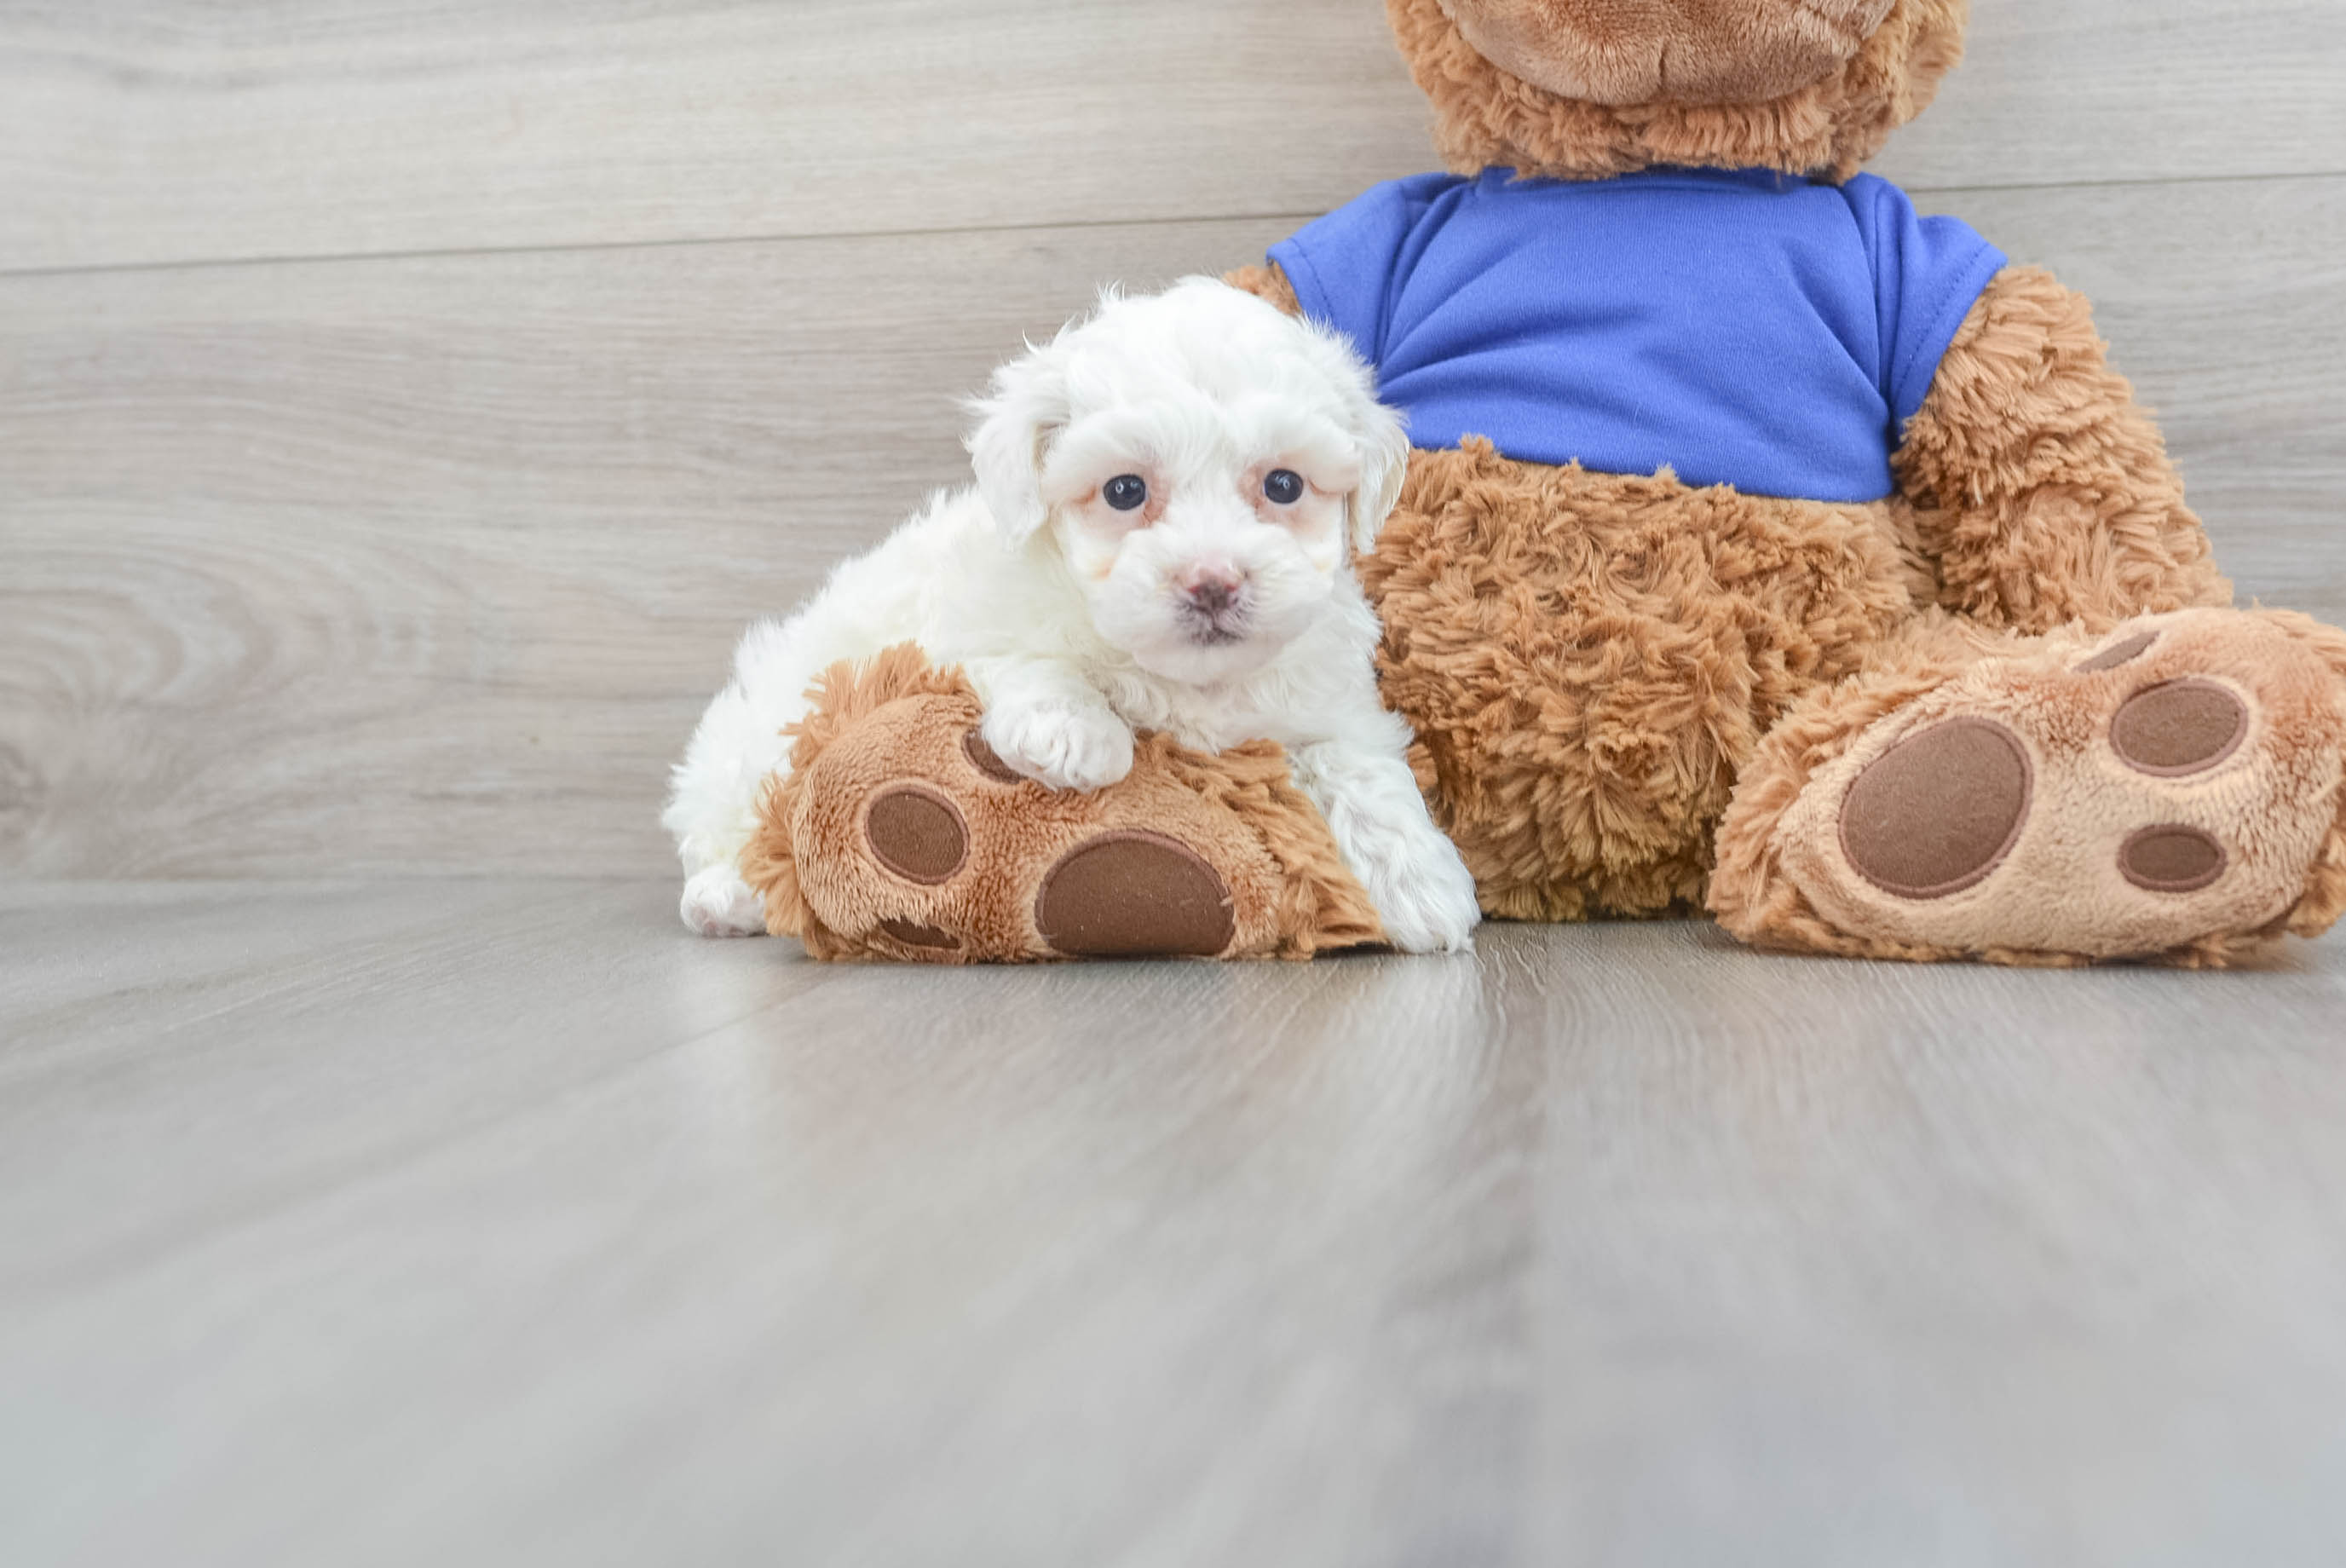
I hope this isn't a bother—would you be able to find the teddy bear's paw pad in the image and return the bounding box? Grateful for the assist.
[2109,680,2248,776]
[875,918,963,954]
[961,728,1028,784]
[1780,609,2346,960]
[862,784,968,885]
[1035,830,1237,959]
[1839,718,2032,899]
[2119,826,2228,894]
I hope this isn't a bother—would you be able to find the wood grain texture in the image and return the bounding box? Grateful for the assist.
[0,215,1295,877]
[0,0,1427,275]
[3,883,2343,1566]
[1869,0,2346,193]
[5,180,2342,879]
[3,0,2340,276]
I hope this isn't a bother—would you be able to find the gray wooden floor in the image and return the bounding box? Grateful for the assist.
[6,2,2346,1562]
[5,881,2346,1567]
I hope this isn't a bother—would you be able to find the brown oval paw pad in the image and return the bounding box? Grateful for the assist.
[1035,830,1236,958]
[863,785,968,885]
[2120,826,2228,893]
[2110,679,2248,777]
[962,729,1028,785]
[1840,718,2033,899]
[877,918,962,952]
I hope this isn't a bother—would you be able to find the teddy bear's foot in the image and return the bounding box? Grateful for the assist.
[1712,608,2346,966]
[845,748,1252,962]
[737,647,1384,964]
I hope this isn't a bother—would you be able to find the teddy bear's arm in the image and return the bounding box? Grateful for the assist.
[1224,262,1302,316]
[1894,265,2232,634]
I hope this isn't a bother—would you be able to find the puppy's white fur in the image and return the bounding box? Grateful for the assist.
[663,278,1481,954]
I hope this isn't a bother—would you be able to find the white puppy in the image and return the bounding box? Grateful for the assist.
[662,277,1481,954]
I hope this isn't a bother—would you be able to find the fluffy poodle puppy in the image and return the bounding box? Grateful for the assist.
[662,278,1483,954]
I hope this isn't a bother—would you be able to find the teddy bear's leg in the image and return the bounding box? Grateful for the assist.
[1896,266,2233,634]
[1711,608,2346,966]
[742,649,1383,963]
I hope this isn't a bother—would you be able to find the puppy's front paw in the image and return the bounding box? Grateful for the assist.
[983,702,1135,793]
[1372,837,1483,955]
[681,864,767,937]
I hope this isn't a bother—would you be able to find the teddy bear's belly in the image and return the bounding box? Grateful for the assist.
[1364,438,1925,921]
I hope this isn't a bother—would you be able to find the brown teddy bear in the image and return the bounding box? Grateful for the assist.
[750,0,2346,966]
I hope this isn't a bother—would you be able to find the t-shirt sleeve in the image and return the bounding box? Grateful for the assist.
[1268,173,1457,369]
[1842,174,2009,431]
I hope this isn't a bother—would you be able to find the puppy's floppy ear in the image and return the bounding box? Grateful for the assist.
[965,330,1073,547]
[1303,320,1411,556]
[1343,388,1412,557]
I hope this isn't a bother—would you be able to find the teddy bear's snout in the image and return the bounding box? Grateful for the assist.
[1438,0,1897,107]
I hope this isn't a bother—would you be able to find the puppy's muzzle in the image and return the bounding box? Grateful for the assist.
[1186,576,1241,616]
[1175,566,1251,645]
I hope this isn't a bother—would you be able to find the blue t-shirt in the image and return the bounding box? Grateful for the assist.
[1269,167,2006,503]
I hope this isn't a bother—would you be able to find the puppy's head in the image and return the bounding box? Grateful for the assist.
[966,278,1410,686]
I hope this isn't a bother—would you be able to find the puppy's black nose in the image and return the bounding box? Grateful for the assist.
[1185,575,1242,615]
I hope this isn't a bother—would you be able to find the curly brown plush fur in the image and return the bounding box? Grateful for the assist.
[1223,262,1300,316]
[1388,0,1969,182]
[1361,439,1921,921]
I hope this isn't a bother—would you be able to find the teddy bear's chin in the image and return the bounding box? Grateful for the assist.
[1391,0,1970,184]
[1434,0,1899,109]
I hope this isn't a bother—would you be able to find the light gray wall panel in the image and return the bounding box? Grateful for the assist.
[1,3,2340,879]
[3,0,2337,274]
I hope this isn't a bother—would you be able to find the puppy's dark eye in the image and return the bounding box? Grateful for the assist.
[1263,469,1306,505]
[1103,475,1149,512]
